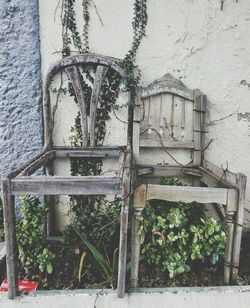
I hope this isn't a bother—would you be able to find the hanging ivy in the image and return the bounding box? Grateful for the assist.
[56,0,148,216]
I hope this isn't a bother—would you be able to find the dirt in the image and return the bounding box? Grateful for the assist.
[40,233,250,290]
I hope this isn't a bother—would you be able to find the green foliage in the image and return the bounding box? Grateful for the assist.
[62,198,121,287]
[73,226,118,286]
[16,196,55,282]
[138,178,227,279]
[0,198,4,242]
[121,0,148,94]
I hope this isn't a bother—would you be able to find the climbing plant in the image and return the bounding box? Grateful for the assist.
[55,0,148,218]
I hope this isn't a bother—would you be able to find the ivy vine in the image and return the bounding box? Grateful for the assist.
[55,0,148,217]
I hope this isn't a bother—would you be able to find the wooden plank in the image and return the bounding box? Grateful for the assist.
[65,66,88,146]
[133,87,141,161]
[146,184,228,205]
[202,159,237,186]
[139,139,194,149]
[193,89,202,166]
[224,188,238,284]
[11,176,121,195]
[53,145,125,151]
[55,149,122,158]
[170,95,175,139]
[200,167,237,189]
[227,189,238,212]
[117,152,132,298]
[131,208,144,288]
[141,77,194,101]
[7,149,48,179]
[89,65,109,146]
[45,161,55,236]
[1,178,18,299]
[224,211,235,284]
[137,165,197,178]
[181,98,185,140]
[19,150,55,176]
[46,54,126,81]
[200,95,207,159]
[231,173,247,281]
[134,184,147,208]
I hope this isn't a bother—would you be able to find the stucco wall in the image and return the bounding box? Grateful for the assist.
[0,0,43,176]
[1,287,250,308]
[39,0,250,227]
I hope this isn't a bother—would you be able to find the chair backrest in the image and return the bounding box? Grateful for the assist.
[133,74,207,166]
[43,53,132,149]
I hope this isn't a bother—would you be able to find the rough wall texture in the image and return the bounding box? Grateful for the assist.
[39,0,250,228]
[0,0,43,177]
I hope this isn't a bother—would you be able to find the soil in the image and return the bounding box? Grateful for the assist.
[42,233,250,290]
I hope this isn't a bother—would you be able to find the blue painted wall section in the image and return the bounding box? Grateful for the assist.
[0,1,43,176]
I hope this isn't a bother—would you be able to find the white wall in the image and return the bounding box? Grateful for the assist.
[39,0,250,228]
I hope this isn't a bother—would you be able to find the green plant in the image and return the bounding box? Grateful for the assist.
[0,198,4,242]
[74,226,118,287]
[37,248,56,275]
[138,178,227,279]
[16,195,55,282]
[62,198,121,287]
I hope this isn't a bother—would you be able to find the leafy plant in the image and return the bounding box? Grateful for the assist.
[73,226,118,287]
[16,195,55,282]
[62,198,122,287]
[138,178,227,279]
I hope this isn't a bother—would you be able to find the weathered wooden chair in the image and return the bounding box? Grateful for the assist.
[1,54,133,299]
[131,74,247,288]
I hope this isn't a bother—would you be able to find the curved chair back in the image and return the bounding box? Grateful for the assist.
[43,54,131,149]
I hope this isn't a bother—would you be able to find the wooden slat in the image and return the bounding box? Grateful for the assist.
[146,184,228,205]
[2,178,18,299]
[134,184,147,208]
[202,159,238,186]
[11,176,121,195]
[131,208,143,288]
[89,65,109,146]
[65,66,88,146]
[133,87,141,161]
[170,95,175,139]
[7,149,48,179]
[200,95,207,158]
[137,165,197,178]
[141,79,194,101]
[199,167,237,189]
[117,152,132,298]
[181,98,185,140]
[139,139,194,149]
[231,173,247,281]
[55,149,122,158]
[19,150,55,176]
[193,89,202,166]
[159,93,164,133]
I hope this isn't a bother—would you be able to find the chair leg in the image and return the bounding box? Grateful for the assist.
[2,178,18,299]
[224,211,235,284]
[131,208,143,288]
[231,174,247,282]
[117,196,129,298]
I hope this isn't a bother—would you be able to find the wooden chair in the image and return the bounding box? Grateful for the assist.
[131,74,247,288]
[1,54,133,299]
